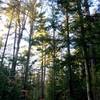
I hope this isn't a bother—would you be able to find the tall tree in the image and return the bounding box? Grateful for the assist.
[77,0,94,100]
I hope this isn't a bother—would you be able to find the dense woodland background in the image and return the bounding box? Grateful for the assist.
[0,0,100,100]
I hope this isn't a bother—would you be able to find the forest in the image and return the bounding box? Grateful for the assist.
[0,0,100,100]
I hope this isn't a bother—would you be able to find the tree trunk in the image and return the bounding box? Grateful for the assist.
[77,0,94,100]
[11,15,27,78]
[65,9,73,100]
[1,15,13,67]
[41,44,45,100]
[84,0,96,99]
[24,21,33,89]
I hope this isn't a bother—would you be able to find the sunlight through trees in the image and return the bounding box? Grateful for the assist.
[0,0,100,100]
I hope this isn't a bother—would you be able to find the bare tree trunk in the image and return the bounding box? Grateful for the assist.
[10,22,17,78]
[13,23,17,63]
[1,15,13,67]
[11,15,27,78]
[24,21,33,89]
[89,44,96,100]
[41,44,45,100]
[52,24,56,100]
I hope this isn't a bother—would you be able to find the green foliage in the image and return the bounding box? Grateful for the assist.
[0,67,21,100]
[0,0,100,100]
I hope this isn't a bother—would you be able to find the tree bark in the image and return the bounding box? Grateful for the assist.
[24,21,33,89]
[65,9,73,100]
[1,15,13,67]
[11,15,27,78]
[77,0,94,100]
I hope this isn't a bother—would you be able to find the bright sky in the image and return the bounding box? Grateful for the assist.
[0,0,99,60]
[90,0,100,14]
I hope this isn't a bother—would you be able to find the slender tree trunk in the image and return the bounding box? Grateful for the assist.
[41,44,45,100]
[52,25,56,100]
[11,15,27,78]
[13,23,17,63]
[1,15,13,67]
[37,71,41,100]
[10,22,17,78]
[65,9,72,100]
[89,45,96,100]
[24,21,33,89]
[43,45,46,99]
[51,2,56,99]
[39,0,45,98]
